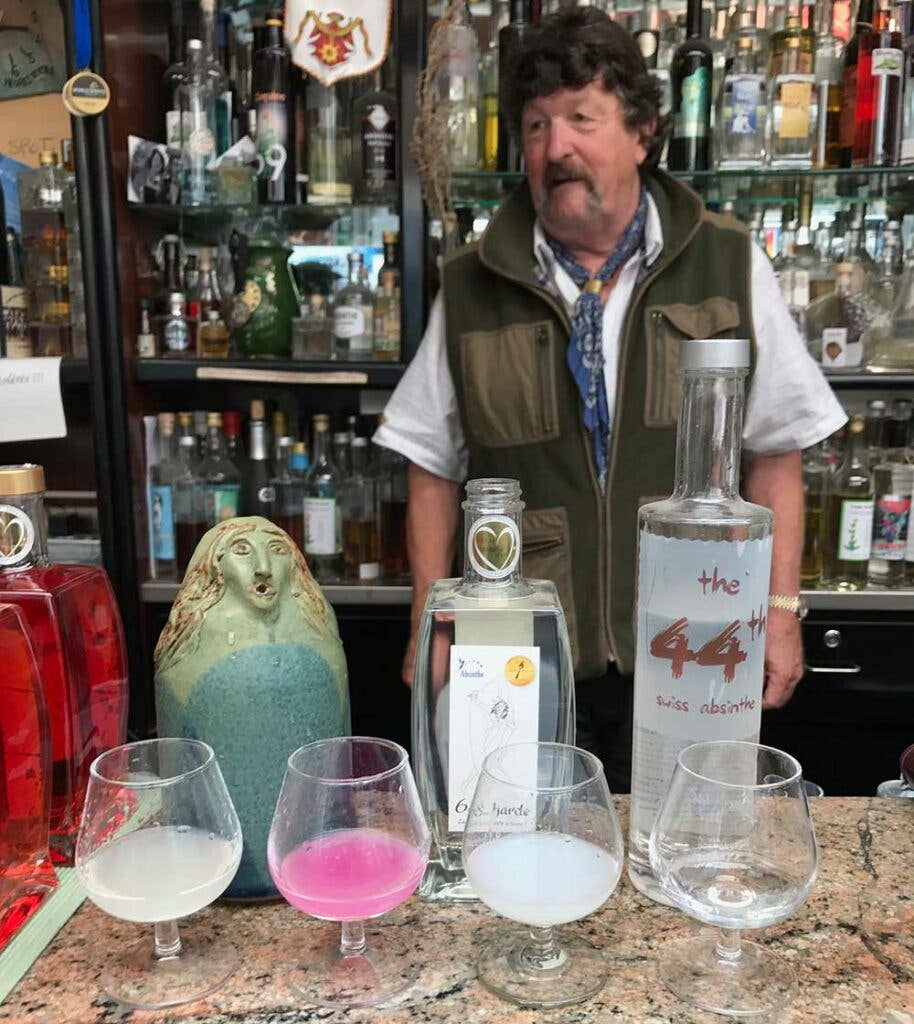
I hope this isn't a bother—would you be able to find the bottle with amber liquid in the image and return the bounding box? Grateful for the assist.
[840,0,875,165]
[197,308,230,357]
[853,0,903,166]
[0,465,128,864]
[801,444,828,586]
[814,0,844,167]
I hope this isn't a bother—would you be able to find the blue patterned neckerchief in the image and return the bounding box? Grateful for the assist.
[537,188,648,489]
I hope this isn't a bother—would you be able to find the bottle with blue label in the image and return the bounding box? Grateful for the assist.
[151,412,178,579]
[717,0,767,167]
[669,0,713,170]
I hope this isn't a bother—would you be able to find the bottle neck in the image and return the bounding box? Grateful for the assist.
[815,0,834,33]
[159,430,176,463]
[249,419,268,461]
[686,0,704,38]
[206,425,225,457]
[200,1,217,61]
[348,261,362,286]
[0,492,49,570]
[312,428,330,465]
[673,369,746,500]
[462,503,524,585]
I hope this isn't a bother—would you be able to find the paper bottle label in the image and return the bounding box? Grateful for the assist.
[151,484,176,561]
[837,500,873,561]
[305,497,338,555]
[872,495,910,560]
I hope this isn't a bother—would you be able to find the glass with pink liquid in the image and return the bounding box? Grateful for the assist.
[268,736,430,1007]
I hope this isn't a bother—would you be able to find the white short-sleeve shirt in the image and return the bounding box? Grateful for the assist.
[374,196,847,482]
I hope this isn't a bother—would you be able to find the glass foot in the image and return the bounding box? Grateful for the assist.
[476,926,608,1009]
[101,931,238,1010]
[659,933,797,1018]
[289,931,418,1008]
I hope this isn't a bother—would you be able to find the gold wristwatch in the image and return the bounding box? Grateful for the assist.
[768,595,808,619]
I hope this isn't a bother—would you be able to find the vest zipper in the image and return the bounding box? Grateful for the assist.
[536,325,553,435]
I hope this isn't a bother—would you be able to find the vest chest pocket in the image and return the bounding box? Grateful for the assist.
[459,321,560,448]
[523,506,579,669]
[644,297,742,428]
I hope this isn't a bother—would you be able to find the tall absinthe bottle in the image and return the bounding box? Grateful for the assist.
[628,339,774,903]
[411,478,575,902]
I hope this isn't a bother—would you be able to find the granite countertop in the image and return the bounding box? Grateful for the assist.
[2,797,913,1024]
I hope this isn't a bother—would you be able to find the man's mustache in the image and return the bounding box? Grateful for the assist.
[544,162,594,191]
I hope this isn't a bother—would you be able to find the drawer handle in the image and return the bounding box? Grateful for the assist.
[804,662,863,675]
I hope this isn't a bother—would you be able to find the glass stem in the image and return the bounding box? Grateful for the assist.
[154,920,182,959]
[339,920,366,958]
[521,926,566,970]
[715,927,742,963]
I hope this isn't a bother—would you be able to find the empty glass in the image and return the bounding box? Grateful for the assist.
[650,740,818,1018]
[268,736,430,1007]
[463,742,623,1009]
[75,738,242,1009]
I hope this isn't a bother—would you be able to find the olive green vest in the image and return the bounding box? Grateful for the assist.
[443,169,756,678]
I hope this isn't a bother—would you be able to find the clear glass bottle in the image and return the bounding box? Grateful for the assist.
[898,0,914,163]
[412,478,576,902]
[822,414,874,590]
[175,39,218,206]
[197,411,242,526]
[0,465,128,864]
[151,412,179,579]
[162,291,192,356]
[136,298,156,358]
[868,219,903,324]
[629,338,773,903]
[767,0,818,167]
[199,0,231,155]
[717,0,768,168]
[272,440,305,551]
[868,461,914,586]
[173,434,207,575]
[332,430,351,478]
[865,398,889,466]
[814,0,843,167]
[479,36,499,171]
[373,268,401,361]
[340,437,380,581]
[197,308,230,358]
[306,79,352,205]
[304,413,344,582]
[291,293,333,360]
[804,262,865,368]
[801,443,828,587]
[439,0,480,170]
[333,251,374,360]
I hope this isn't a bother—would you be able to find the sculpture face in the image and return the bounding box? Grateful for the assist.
[220,529,292,613]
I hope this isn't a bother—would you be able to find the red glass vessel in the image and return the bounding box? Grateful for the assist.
[0,601,57,950]
[0,465,128,864]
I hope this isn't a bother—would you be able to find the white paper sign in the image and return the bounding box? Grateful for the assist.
[447,644,540,833]
[0,358,66,442]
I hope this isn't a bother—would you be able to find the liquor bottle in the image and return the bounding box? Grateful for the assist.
[198,411,242,525]
[218,11,244,145]
[822,414,874,590]
[243,405,274,518]
[0,601,56,950]
[767,0,817,167]
[869,219,903,319]
[163,2,188,150]
[197,308,230,357]
[304,413,344,582]
[805,263,865,368]
[668,0,713,170]
[885,398,912,458]
[497,0,530,172]
[292,439,309,475]
[340,437,380,580]
[380,229,400,288]
[162,291,192,355]
[333,251,374,360]
[439,0,480,170]
[151,412,179,579]
[412,478,576,901]
[629,339,772,902]
[252,12,294,204]
[272,439,304,549]
[18,152,72,357]
[814,0,843,167]
[272,410,287,467]
[373,269,401,361]
[351,66,397,204]
[868,461,914,586]
[332,430,351,479]
[865,398,889,466]
[899,0,914,162]
[198,0,231,155]
[716,0,767,168]
[479,36,499,171]
[840,0,875,165]
[1,183,28,359]
[0,465,128,863]
[197,246,221,320]
[176,409,198,452]
[173,434,207,573]
[184,252,201,343]
[307,79,353,204]
[136,299,156,358]
[156,234,184,316]
[175,39,218,205]
[291,292,333,359]
[710,0,734,102]
[801,444,828,586]
[853,0,903,166]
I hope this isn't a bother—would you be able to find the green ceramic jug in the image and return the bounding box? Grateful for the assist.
[229,235,297,358]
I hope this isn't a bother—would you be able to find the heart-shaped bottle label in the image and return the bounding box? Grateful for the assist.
[0,505,35,567]
[468,515,520,580]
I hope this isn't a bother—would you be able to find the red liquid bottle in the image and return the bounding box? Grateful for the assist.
[0,601,56,950]
[0,465,128,864]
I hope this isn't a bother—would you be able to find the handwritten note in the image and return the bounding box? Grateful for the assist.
[0,358,66,442]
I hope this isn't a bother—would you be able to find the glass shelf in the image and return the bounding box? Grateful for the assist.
[823,372,914,389]
[127,201,396,231]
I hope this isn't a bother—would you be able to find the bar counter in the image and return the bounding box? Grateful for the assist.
[2,797,912,1023]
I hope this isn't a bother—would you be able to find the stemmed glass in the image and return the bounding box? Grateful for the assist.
[268,736,430,1008]
[649,740,819,1018]
[463,741,624,1009]
[75,738,242,1010]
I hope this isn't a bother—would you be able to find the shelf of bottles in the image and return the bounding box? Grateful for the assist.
[130,0,403,368]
